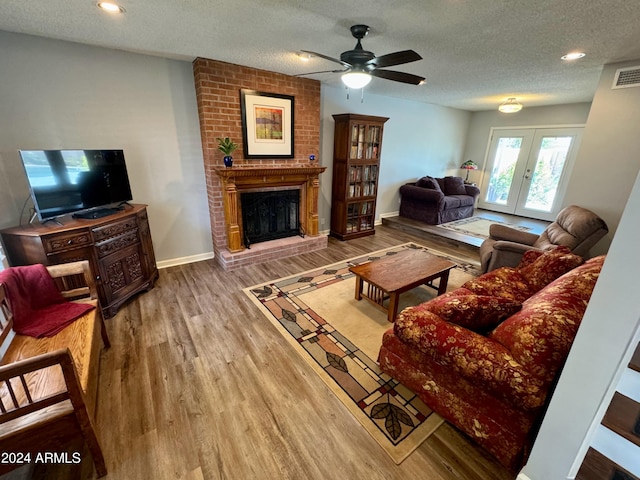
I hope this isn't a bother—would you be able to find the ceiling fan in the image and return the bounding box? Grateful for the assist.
[297,24,425,89]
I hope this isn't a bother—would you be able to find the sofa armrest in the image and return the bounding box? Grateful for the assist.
[489,224,539,245]
[491,240,542,256]
[394,309,547,409]
[399,184,444,204]
[464,184,481,198]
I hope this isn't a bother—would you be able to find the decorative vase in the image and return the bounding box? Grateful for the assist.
[223,155,233,168]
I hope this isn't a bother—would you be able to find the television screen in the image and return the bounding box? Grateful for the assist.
[19,149,133,221]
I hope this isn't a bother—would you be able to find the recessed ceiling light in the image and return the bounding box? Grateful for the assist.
[97,2,125,13]
[561,52,586,61]
[297,52,312,62]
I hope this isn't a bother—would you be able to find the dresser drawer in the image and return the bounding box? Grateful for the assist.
[95,229,140,258]
[44,231,91,253]
[92,218,138,242]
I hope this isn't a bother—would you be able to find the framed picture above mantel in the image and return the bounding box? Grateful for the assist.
[240,89,295,158]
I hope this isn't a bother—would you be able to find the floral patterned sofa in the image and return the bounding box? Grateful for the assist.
[378,246,605,470]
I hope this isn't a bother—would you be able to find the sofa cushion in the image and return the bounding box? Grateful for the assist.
[443,176,467,195]
[393,308,547,410]
[416,176,442,191]
[451,194,476,207]
[489,256,604,382]
[462,268,533,303]
[517,249,545,269]
[443,196,462,209]
[517,246,583,293]
[423,294,522,331]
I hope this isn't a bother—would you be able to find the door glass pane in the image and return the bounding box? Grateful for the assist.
[485,137,522,205]
[524,136,572,212]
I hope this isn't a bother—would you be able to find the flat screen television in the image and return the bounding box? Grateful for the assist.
[19,149,133,221]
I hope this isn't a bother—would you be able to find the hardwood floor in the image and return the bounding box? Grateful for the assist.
[3,225,515,480]
[382,209,549,250]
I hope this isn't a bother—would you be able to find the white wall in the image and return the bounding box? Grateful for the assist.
[462,103,592,193]
[0,31,213,265]
[521,169,640,480]
[319,85,471,228]
[462,102,591,184]
[562,60,640,255]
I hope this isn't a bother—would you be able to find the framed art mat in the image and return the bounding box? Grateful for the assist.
[240,89,294,158]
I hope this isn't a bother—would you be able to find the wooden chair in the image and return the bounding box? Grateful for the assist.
[0,261,109,477]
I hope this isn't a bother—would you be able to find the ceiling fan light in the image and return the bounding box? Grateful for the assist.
[97,1,125,13]
[341,72,372,89]
[498,97,523,113]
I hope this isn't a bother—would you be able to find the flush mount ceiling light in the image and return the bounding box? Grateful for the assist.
[498,97,523,113]
[97,2,125,13]
[341,71,372,89]
[296,52,312,62]
[561,52,586,61]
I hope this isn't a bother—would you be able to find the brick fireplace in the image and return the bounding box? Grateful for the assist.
[193,58,327,270]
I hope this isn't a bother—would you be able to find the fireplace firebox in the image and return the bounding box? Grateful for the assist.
[241,190,301,247]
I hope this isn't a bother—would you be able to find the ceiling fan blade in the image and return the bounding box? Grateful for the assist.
[294,68,349,77]
[301,50,351,68]
[366,50,422,69]
[370,69,425,85]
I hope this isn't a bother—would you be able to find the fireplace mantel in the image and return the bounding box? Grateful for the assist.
[214,165,326,179]
[214,165,326,252]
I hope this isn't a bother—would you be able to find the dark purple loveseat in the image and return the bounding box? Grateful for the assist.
[399,176,481,225]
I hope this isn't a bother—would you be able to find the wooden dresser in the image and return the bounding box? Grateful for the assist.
[0,204,158,318]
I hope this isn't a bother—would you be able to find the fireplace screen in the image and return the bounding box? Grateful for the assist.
[240,190,301,246]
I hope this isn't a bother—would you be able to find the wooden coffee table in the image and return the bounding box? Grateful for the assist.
[349,248,457,323]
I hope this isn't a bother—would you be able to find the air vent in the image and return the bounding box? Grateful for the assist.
[612,66,640,89]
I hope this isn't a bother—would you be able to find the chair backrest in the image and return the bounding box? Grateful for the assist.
[533,205,609,256]
[0,284,14,349]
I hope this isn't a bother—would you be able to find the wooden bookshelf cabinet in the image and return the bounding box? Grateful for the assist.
[330,113,389,240]
[0,204,158,318]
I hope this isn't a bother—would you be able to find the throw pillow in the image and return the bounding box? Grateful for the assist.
[416,176,442,191]
[517,245,583,293]
[425,294,522,331]
[443,176,467,195]
[462,267,533,303]
[516,249,545,269]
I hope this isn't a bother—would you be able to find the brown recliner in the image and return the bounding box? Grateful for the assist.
[479,205,609,272]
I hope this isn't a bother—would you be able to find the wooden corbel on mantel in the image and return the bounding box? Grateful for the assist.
[214,165,326,252]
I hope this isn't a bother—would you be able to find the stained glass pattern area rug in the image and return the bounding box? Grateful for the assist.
[435,216,533,239]
[243,243,479,463]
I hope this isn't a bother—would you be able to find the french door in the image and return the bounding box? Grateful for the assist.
[478,127,583,221]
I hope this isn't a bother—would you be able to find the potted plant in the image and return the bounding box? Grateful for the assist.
[216,137,239,168]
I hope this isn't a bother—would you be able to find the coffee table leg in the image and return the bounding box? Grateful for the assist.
[354,275,363,301]
[388,292,399,323]
[438,270,451,296]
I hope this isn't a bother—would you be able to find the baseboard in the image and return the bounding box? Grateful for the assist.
[378,211,399,220]
[156,251,215,269]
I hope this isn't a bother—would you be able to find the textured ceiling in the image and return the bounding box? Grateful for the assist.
[1,0,639,111]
